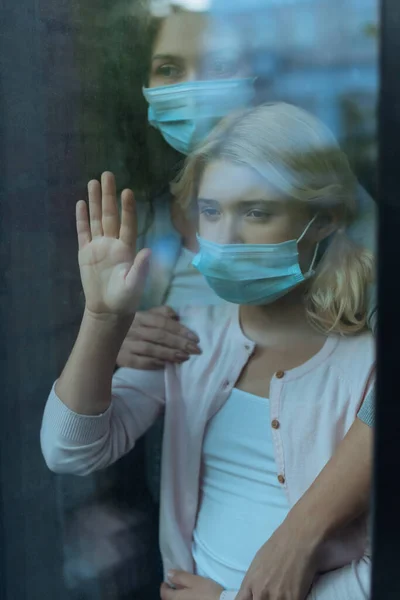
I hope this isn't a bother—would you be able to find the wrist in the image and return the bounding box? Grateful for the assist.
[80,309,134,364]
[83,308,134,332]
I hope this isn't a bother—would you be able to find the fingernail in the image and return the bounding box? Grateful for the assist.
[186,343,202,354]
[186,332,199,342]
[175,352,189,362]
[168,570,175,579]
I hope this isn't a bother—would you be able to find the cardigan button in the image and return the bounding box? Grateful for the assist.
[271,419,280,429]
[277,474,286,484]
[275,370,285,379]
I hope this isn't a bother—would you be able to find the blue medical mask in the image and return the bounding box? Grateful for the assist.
[142,78,255,155]
[192,217,319,305]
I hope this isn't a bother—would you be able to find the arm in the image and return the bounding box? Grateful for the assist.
[41,366,165,475]
[290,416,372,544]
[40,172,161,474]
[56,309,133,416]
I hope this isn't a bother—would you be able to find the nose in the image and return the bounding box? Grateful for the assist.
[183,67,198,83]
[214,220,241,245]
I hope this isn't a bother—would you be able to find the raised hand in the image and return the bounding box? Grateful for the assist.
[77,172,150,317]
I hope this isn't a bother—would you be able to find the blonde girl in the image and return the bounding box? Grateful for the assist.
[42,103,374,600]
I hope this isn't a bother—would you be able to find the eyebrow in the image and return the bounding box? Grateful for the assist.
[197,198,280,209]
[151,54,182,62]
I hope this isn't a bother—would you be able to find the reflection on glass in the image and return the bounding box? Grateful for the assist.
[42,1,379,599]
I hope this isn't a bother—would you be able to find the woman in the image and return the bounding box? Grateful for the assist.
[42,103,375,599]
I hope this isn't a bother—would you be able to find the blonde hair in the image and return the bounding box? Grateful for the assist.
[172,102,374,335]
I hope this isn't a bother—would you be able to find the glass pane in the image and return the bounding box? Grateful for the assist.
[1,0,379,598]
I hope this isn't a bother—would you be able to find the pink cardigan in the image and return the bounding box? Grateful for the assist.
[41,304,375,600]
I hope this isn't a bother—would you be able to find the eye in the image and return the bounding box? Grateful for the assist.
[155,64,184,80]
[247,209,271,220]
[200,207,220,219]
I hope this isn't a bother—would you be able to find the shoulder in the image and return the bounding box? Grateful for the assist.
[329,330,375,387]
[333,330,375,358]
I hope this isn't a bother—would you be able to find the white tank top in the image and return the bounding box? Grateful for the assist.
[192,388,290,590]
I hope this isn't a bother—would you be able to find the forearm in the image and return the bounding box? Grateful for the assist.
[286,418,373,547]
[56,309,133,415]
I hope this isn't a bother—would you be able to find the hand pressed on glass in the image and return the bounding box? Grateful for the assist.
[76,171,150,318]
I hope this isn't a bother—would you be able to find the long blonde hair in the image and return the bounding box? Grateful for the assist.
[172,102,374,335]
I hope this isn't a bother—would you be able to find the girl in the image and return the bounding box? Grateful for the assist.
[42,103,375,599]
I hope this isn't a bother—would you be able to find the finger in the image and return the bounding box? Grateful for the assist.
[88,179,103,237]
[120,188,136,247]
[76,201,91,250]
[160,582,173,600]
[126,340,190,364]
[101,172,120,238]
[125,247,151,296]
[148,305,179,320]
[133,326,200,356]
[160,582,182,600]
[169,571,199,589]
[136,312,200,344]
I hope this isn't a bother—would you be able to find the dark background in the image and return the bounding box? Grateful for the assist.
[1,1,82,598]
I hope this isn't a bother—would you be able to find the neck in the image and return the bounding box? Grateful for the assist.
[239,286,317,342]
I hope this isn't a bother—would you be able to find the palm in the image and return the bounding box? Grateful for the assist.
[76,172,149,316]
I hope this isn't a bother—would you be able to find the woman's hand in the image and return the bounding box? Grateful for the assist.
[236,517,319,600]
[160,571,224,600]
[77,171,150,318]
[117,306,202,370]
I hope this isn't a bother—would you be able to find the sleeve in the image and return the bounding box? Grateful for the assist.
[220,592,237,600]
[40,367,165,476]
[357,385,375,428]
[309,555,371,600]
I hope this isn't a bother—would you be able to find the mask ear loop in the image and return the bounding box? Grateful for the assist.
[308,241,320,272]
[297,213,320,274]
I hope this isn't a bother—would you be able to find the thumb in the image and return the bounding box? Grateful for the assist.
[125,248,151,295]
[168,570,198,589]
[149,305,179,319]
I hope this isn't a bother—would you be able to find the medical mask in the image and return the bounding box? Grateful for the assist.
[192,217,319,305]
[142,78,255,155]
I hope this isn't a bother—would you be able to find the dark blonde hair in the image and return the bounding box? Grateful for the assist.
[73,0,184,194]
[172,102,374,335]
